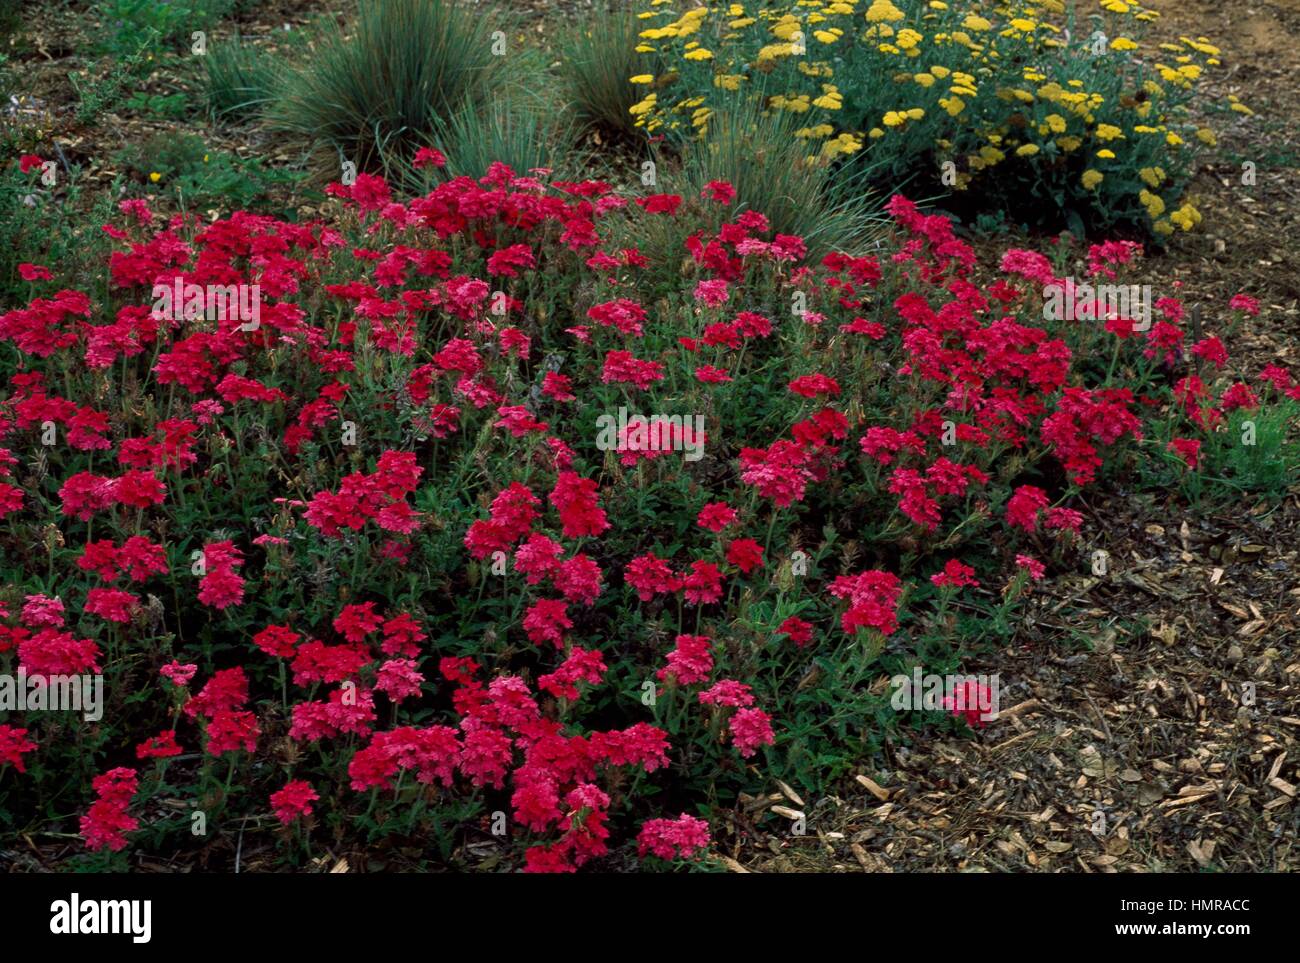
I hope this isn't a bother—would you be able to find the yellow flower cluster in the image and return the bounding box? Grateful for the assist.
[629,0,1239,234]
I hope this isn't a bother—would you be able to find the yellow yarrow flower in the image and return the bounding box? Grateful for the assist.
[629,75,654,84]
[757,42,796,60]
[1016,143,1040,156]
[629,94,658,116]
[772,19,801,41]
[866,0,904,22]
[938,96,964,116]
[1094,123,1124,141]
[1181,36,1220,56]
[1169,203,1201,230]
[1157,65,1184,86]
[798,61,834,77]
[823,132,863,158]
[1081,169,1103,189]
[1139,189,1165,216]
[812,85,843,109]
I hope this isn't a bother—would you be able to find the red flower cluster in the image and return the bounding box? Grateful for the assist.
[80,767,139,852]
[829,570,903,636]
[0,724,36,772]
[304,450,423,538]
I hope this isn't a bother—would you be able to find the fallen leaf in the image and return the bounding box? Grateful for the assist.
[776,779,805,808]
[855,774,892,801]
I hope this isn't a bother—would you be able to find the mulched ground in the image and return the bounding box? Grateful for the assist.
[4,0,1297,873]
[731,494,1299,872]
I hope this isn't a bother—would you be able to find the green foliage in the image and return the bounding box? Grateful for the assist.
[1144,400,1300,507]
[69,40,157,123]
[674,95,885,254]
[203,34,280,119]
[266,0,507,184]
[0,2,23,41]
[95,0,235,57]
[0,53,12,114]
[112,132,309,213]
[1210,405,1298,494]
[0,160,115,305]
[124,89,192,119]
[561,8,648,139]
[434,100,575,183]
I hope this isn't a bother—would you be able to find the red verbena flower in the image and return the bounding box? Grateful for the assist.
[0,725,36,772]
[931,559,979,589]
[270,780,319,825]
[657,634,713,686]
[637,813,711,861]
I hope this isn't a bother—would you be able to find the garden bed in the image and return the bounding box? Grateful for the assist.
[0,0,1296,873]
